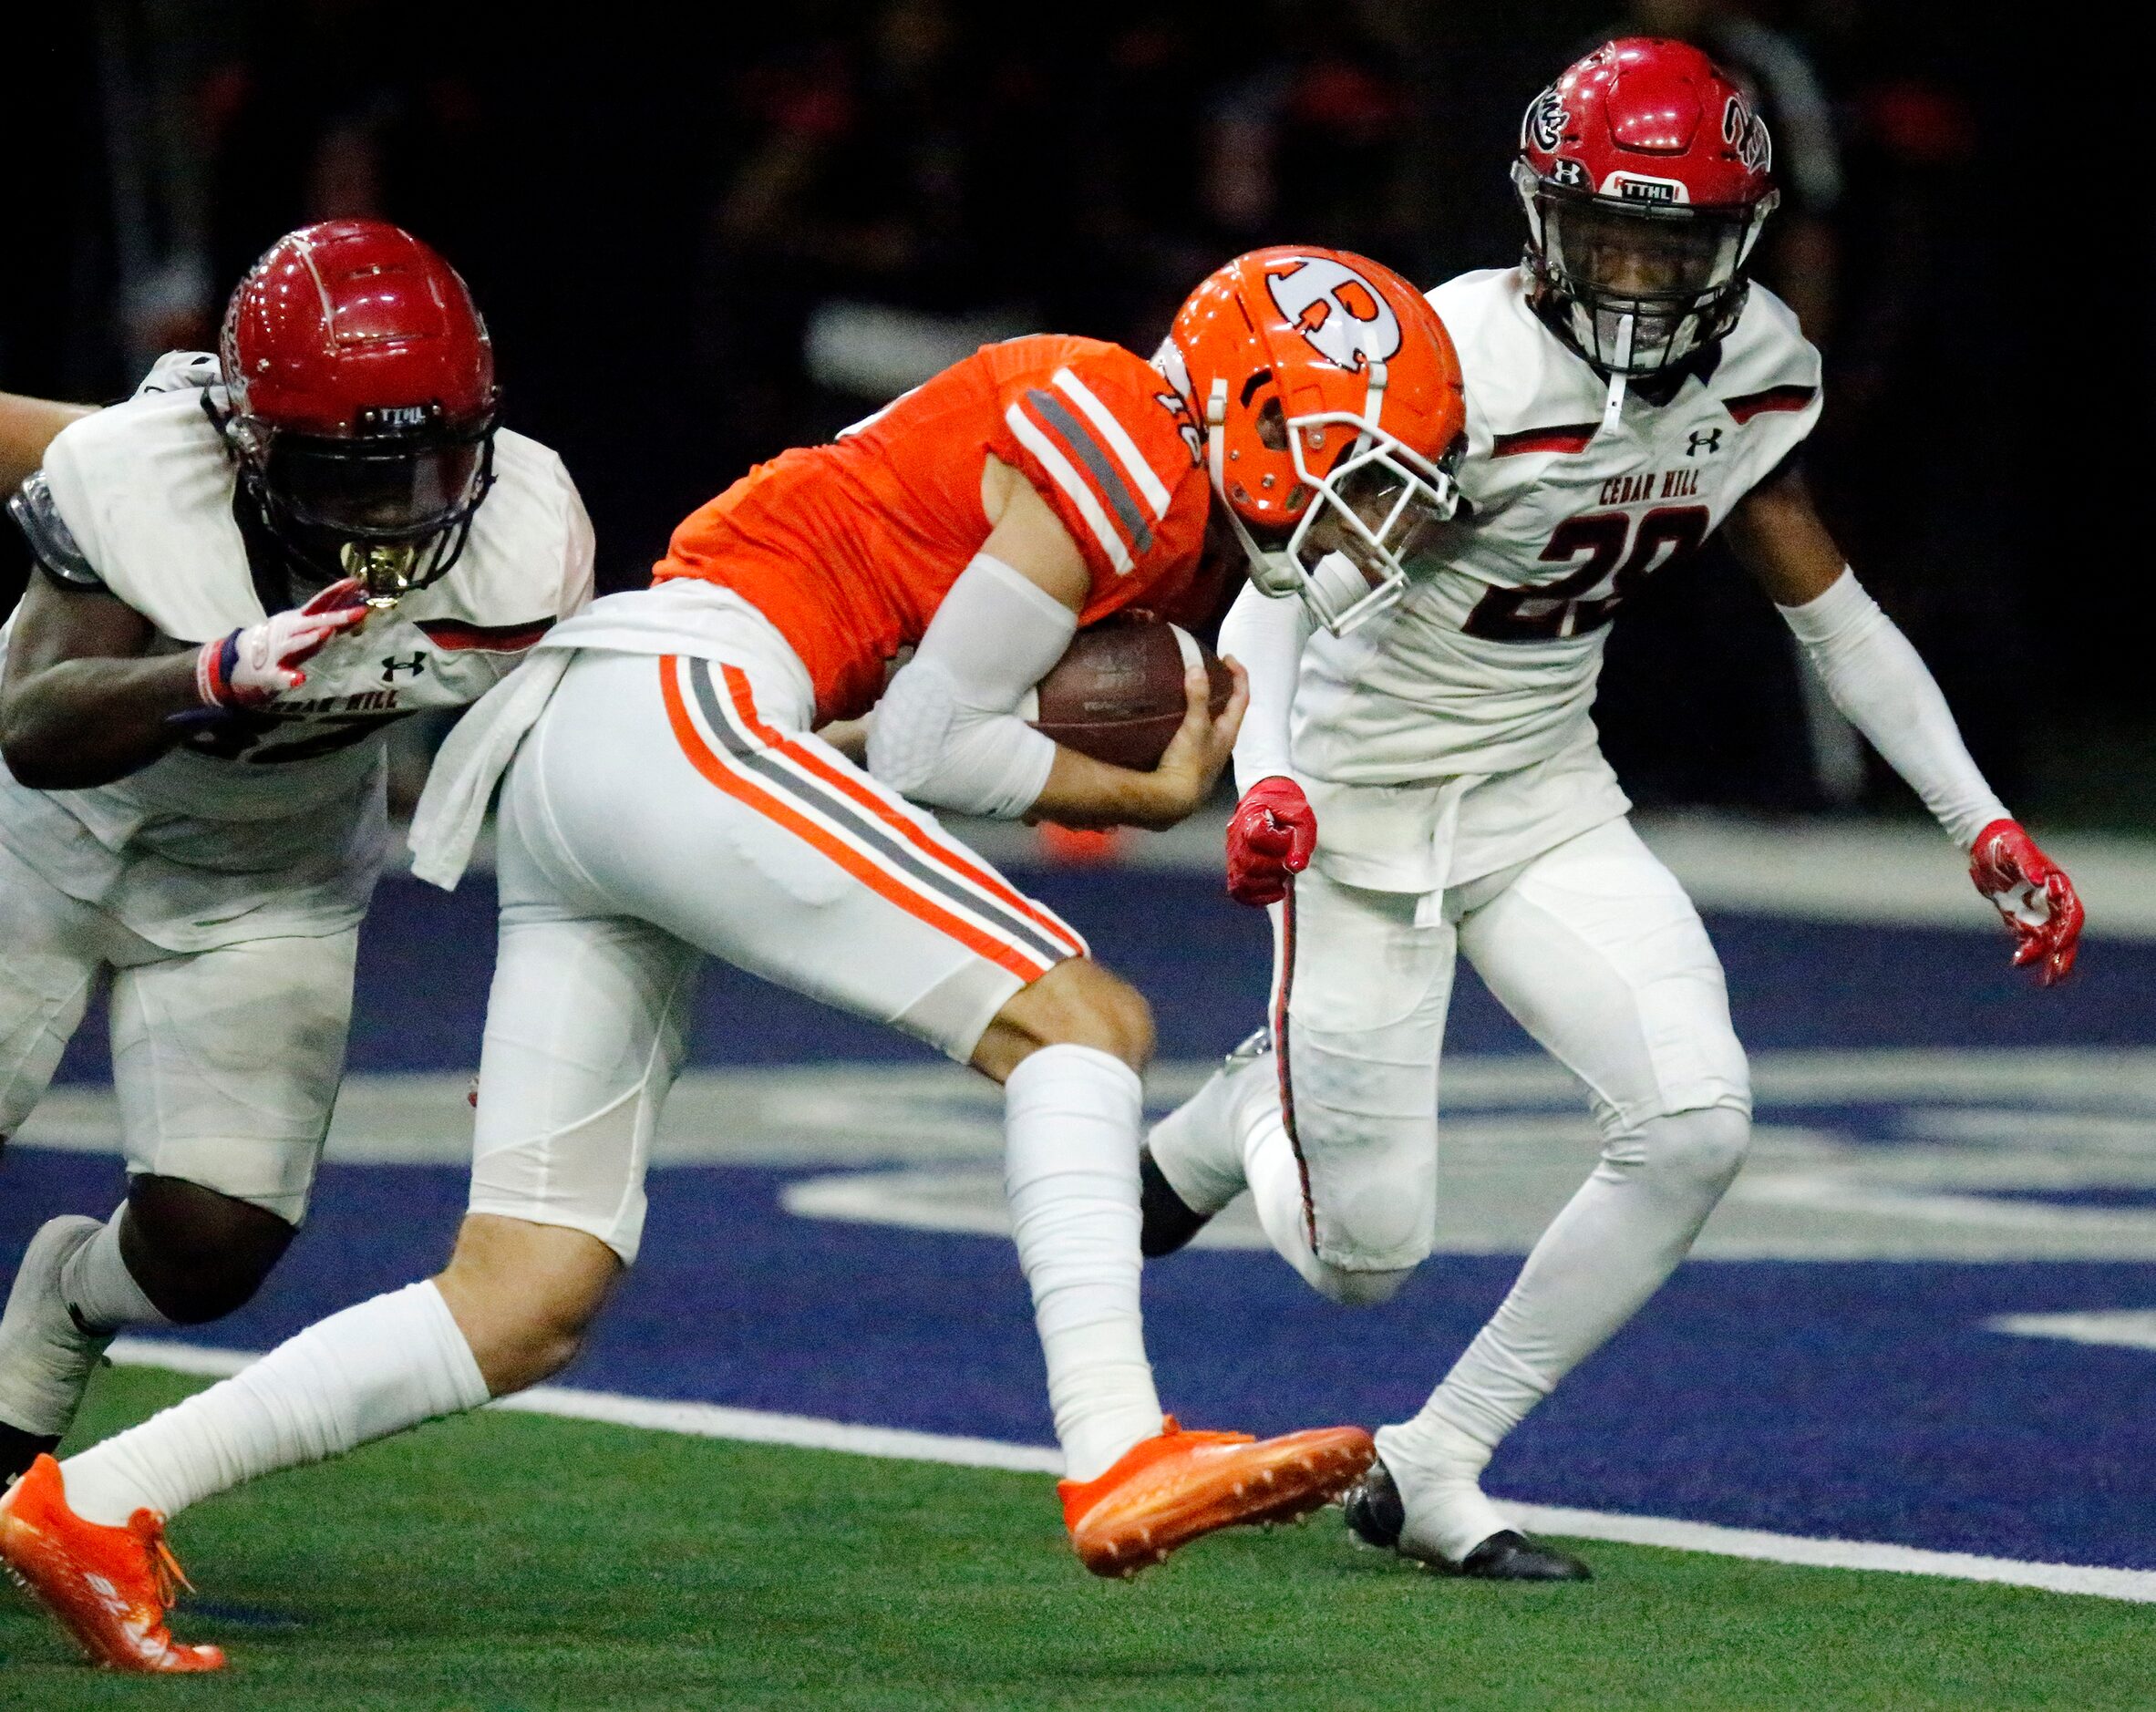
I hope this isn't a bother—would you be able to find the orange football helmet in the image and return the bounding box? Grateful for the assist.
[1158,246,1465,634]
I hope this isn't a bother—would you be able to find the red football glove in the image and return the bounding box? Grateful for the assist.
[195,577,369,710]
[1969,819,2084,987]
[1226,776,1316,907]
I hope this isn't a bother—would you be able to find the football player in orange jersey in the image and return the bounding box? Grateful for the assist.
[0,247,1469,1670]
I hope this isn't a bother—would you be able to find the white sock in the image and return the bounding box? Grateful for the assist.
[1004,1044,1162,1482]
[60,1208,167,1333]
[1372,1414,1511,1563]
[61,1280,489,1527]
[1379,1107,1749,1559]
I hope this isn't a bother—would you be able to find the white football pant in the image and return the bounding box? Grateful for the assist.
[0,837,355,1222]
[1149,816,1750,1524]
[468,646,1088,1263]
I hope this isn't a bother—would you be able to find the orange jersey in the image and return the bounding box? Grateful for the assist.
[655,335,1212,723]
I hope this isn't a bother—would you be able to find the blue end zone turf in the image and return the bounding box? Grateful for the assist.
[12,869,2156,1573]
[46,867,2156,1084]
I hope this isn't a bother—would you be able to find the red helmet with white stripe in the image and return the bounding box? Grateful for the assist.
[217,219,500,601]
[1514,38,1778,376]
[1159,245,1466,634]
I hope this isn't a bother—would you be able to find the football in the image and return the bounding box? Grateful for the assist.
[1021,615,1233,771]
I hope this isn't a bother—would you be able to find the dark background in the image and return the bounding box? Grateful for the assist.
[0,1,2134,828]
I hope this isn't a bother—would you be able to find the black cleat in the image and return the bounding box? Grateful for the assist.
[1138,1147,1212,1258]
[1457,1529,1593,1581]
[1343,1456,1407,1548]
[0,1421,60,1488]
[1345,1459,1592,1581]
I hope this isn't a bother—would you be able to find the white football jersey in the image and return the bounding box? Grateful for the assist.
[0,376,593,949]
[1293,265,1821,789]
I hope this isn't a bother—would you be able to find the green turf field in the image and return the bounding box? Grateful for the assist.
[2,1367,2151,1710]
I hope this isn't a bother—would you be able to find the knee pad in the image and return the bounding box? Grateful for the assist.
[1608,1105,1750,1199]
[1305,1259,1415,1309]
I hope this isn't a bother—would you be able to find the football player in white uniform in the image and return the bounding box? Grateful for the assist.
[0,221,593,1489]
[1140,38,2085,1580]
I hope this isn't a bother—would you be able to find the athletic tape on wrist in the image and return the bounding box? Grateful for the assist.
[195,631,243,709]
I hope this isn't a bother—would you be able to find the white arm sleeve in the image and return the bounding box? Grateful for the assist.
[1219,578,1311,794]
[1777,568,2008,847]
[867,552,1072,819]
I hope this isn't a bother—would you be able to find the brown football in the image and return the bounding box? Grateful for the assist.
[1023,615,1233,771]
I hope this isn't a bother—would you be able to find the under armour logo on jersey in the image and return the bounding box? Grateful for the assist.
[1687,427,1724,458]
[1265,257,1401,373]
[380,653,428,682]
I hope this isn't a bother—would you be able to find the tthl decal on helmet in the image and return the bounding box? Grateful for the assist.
[1265,257,1403,373]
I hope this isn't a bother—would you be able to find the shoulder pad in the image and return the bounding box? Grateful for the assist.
[7,472,104,589]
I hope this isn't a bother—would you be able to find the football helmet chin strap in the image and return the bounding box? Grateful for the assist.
[1206,364,1447,637]
[1599,314,1634,435]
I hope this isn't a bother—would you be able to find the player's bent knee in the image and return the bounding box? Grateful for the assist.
[437,1213,623,1397]
[120,1176,296,1324]
[974,958,1154,1081]
[1629,1106,1750,1195]
[1310,1262,1415,1309]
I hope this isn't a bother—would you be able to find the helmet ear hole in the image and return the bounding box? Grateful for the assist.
[1253,397,1289,452]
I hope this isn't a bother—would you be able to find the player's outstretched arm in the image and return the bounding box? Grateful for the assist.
[1215,579,1315,904]
[0,574,368,789]
[0,357,223,496]
[0,576,200,788]
[0,393,96,495]
[1727,467,2083,984]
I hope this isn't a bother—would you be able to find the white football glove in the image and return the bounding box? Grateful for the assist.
[132,351,222,398]
[195,579,370,710]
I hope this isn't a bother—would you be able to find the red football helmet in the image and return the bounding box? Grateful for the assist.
[216,219,500,600]
[1514,38,1778,376]
[1159,246,1466,634]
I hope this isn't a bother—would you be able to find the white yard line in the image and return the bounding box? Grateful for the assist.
[105,1337,2156,1604]
[1986,1311,2156,1353]
[1501,1503,2156,1604]
[493,1385,1063,1474]
[109,1340,254,1380]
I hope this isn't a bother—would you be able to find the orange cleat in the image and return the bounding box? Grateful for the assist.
[1058,1416,1375,1578]
[0,1455,224,1673]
